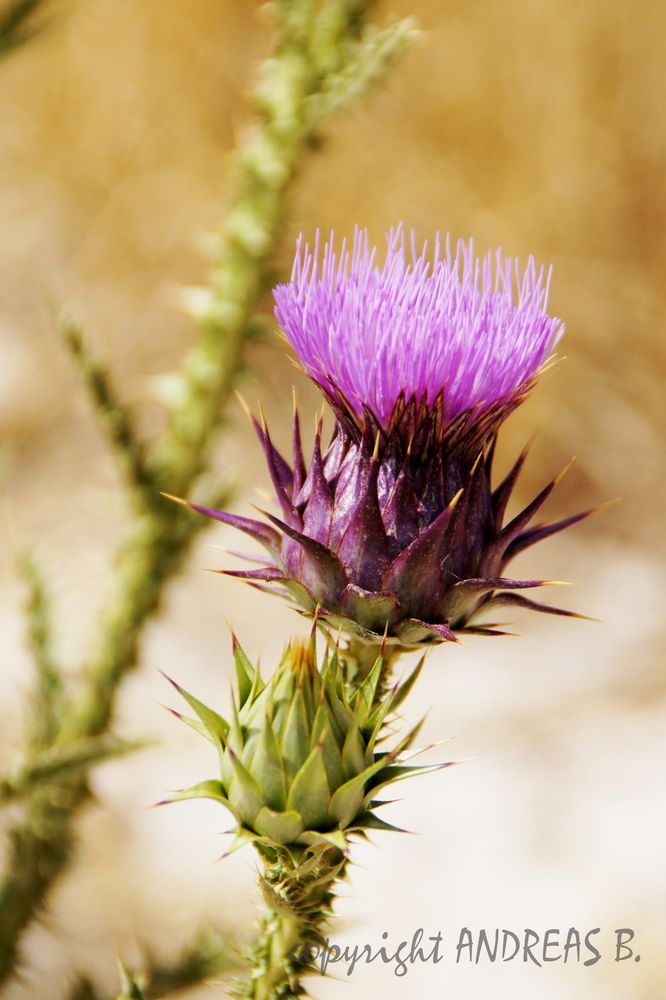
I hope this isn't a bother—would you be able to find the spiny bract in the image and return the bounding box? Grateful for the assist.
[161,635,443,854]
[184,409,597,648]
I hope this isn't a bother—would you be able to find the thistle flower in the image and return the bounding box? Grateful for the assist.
[161,633,437,856]
[176,228,598,653]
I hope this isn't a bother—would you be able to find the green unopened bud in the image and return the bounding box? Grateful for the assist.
[162,633,443,854]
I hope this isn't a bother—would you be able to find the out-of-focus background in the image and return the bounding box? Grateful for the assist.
[1,1,665,998]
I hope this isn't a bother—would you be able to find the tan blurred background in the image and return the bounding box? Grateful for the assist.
[1,1,665,997]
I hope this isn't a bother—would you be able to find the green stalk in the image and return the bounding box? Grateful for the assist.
[235,846,344,999]
[344,637,406,698]
[242,911,304,1000]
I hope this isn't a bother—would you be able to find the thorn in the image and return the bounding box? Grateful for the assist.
[224,616,235,639]
[470,450,483,475]
[521,430,538,457]
[157,669,180,691]
[160,491,190,508]
[554,456,576,486]
[235,390,253,423]
[542,580,572,586]
[448,487,464,511]
[592,497,623,512]
[372,433,380,461]
[257,401,268,433]
[250,502,270,518]
[380,618,390,654]
[159,703,183,719]
[397,737,455,761]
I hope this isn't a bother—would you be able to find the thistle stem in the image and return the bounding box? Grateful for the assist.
[242,911,303,1000]
[234,847,344,999]
[344,638,405,699]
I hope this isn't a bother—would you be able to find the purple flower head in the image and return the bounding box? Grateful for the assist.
[179,226,595,656]
[274,226,563,438]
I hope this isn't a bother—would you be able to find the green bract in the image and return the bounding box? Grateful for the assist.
[162,634,441,854]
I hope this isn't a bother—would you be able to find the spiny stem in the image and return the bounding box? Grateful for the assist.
[59,318,155,505]
[0,736,146,807]
[0,783,79,983]
[234,847,343,999]
[67,930,241,1000]
[60,497,221,740]
[0,492,221,980]
[239,912,304,1000]
[20,552,63,750]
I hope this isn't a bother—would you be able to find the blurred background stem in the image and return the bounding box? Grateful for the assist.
[0,0,53,57]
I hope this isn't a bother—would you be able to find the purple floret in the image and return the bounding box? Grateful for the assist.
[274,226,563,429]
